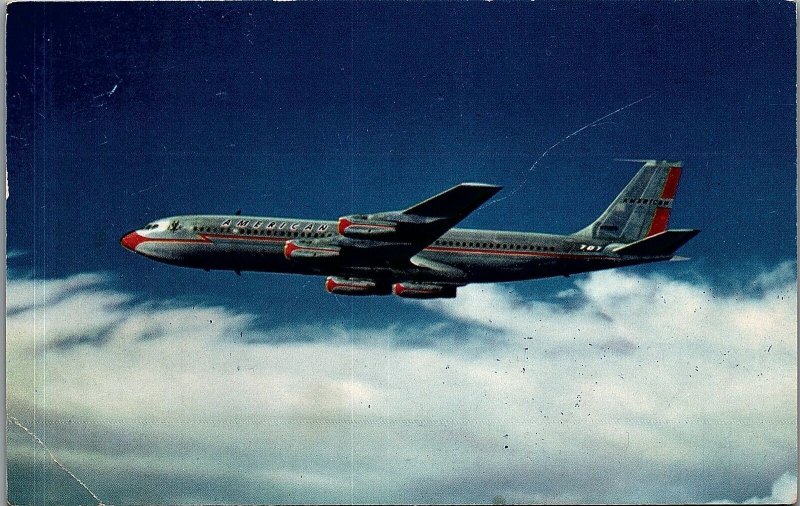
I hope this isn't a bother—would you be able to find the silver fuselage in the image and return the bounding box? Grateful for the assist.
[121,214,660,284]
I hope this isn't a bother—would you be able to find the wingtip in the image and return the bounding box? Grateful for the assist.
[460,182,503,191]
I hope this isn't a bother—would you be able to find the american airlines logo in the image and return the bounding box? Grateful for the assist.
[220,219,329,232]
[622,197,673,207]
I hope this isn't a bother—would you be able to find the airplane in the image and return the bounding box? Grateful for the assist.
[120,160,699,299]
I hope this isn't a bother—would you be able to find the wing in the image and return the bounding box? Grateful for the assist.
[284,183,502,265]
[340,182,501,242]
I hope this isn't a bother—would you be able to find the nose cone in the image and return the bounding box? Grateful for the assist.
[120,231,145,252]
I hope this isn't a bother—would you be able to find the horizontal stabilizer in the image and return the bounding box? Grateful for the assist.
[613,229,700,257]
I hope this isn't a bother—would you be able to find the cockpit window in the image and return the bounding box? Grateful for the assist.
[143,223,158,230]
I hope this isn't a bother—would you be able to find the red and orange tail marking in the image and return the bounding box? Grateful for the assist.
[646,166,682,237]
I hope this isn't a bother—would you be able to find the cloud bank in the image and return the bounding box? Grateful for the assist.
[6,264,797,504]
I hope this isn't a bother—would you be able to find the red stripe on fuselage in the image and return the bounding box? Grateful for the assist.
[127,232,619,261]
[122,232,291,251]
[121,231,213,250]
[423,245,611,260]
[202,233,286,243]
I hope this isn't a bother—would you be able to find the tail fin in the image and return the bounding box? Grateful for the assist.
[575,160,684,242]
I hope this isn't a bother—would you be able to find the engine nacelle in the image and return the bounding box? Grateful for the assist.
[325,277,391,296]
[392,282,457,299]
[337,215,398,239]
[284,240,341,260]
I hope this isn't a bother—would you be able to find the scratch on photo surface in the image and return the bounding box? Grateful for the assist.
[481,94,652,209]
[132,184,158,195]
[131,166,167,196]
[7,416,105,506]
[93,78,121,101]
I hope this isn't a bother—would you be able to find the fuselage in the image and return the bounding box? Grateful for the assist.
[121,214,657,284]
[121,163,698,298]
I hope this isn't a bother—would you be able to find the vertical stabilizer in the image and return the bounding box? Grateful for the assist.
[575,161,683,242]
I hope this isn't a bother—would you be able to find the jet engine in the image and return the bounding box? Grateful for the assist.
[392,282,457,299]
[325,277,392,296]
[337,215,398,239]
[284,240,341,260]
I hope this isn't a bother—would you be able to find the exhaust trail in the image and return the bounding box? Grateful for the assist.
[7,416,105,506]
[481,94,652,209]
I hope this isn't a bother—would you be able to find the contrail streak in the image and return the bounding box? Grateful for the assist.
[481,94,652,209]
[7,416,105,505]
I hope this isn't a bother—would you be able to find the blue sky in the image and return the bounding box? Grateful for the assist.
[6,2,796,505]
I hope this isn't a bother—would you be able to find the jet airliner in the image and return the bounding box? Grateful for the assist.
[121,160,699,298]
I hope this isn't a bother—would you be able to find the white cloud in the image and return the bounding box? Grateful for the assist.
[708,471,797,504]
[6,265,797,504]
